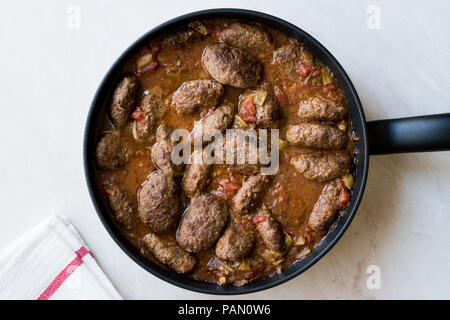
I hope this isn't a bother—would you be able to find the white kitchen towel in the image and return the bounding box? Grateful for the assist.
[0,215,122,300]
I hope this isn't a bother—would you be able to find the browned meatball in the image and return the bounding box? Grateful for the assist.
[272,44,303,76]
[190,104,234,143]
[254,204,286,254]
[308,181,341,231]
[110,75,140,128]
[172,79,224,114]
[202,43,263,88]
[143,233,196,274]
[162,25,205,48]
[182,151,212,198]
[297,97,347,122]
[106,184,137,230]
[219,22,272,52]
[215,223,254,261]
[138,171,180,233]
[286,123,347,149]
[177,194,228,253]
[151,124,184,176]
[95,131,129,170]
[291,151,351,182]
[133,92,167,140]
[222,128,260,175]
[232,175,270,215]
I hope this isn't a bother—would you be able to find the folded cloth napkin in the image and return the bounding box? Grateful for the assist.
[0,215,122,300]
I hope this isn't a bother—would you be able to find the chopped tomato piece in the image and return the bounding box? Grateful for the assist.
[336,179,346,190]
[337,189,351,210]
[223,181,239,193]
[252,215,267,224]
[131,107,146,124]
[274,86,288,105]
[239,96,256,123]
[296,62,314,76]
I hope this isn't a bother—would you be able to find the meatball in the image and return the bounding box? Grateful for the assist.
[162,26,204,48]
[290,151,351,182]
[95,131,129,170]
[182,151,212,198]
[177,193,228,253]
[308,181,342,231]
[138,171,180,233]
[272,44,303,76]
[232,175,270,215]
[106,184,137,230]
[151,124,184,176]
[110,75,140,128]
[219,22,272,52]
[190,104,234,143]
[172,79,224,114]
[133,92,167,140]
[286,123,347,149]
[143,233,196,274]
[215,223,254,261]
[254,205,286,254]
[222,129,260,175]
[202,43,263,88]
[297,97,347,122]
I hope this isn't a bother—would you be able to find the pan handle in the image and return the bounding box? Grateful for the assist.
[367,113,450,155]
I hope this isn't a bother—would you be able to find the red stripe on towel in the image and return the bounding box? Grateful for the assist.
[37,247,90,300]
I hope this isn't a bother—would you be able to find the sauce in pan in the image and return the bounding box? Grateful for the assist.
[93,19,355,286]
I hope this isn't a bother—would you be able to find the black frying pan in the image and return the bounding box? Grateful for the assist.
[83,9,450,295]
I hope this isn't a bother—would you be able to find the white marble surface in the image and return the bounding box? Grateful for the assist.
[1,0,449,299]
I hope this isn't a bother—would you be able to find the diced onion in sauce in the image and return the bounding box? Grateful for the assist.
[131,122,140,141]
[338,123,347,131]
[239,259,251,271]
[273,259,284,266]
[136,53,154,70]
[302,48,315,65]
[235,114,249,128]
[294,236,305,246]
[284,232,293,247]
[279,139,288,151]
[321,67,333,85]
[342,174,354,189]
[297,247,312,259]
